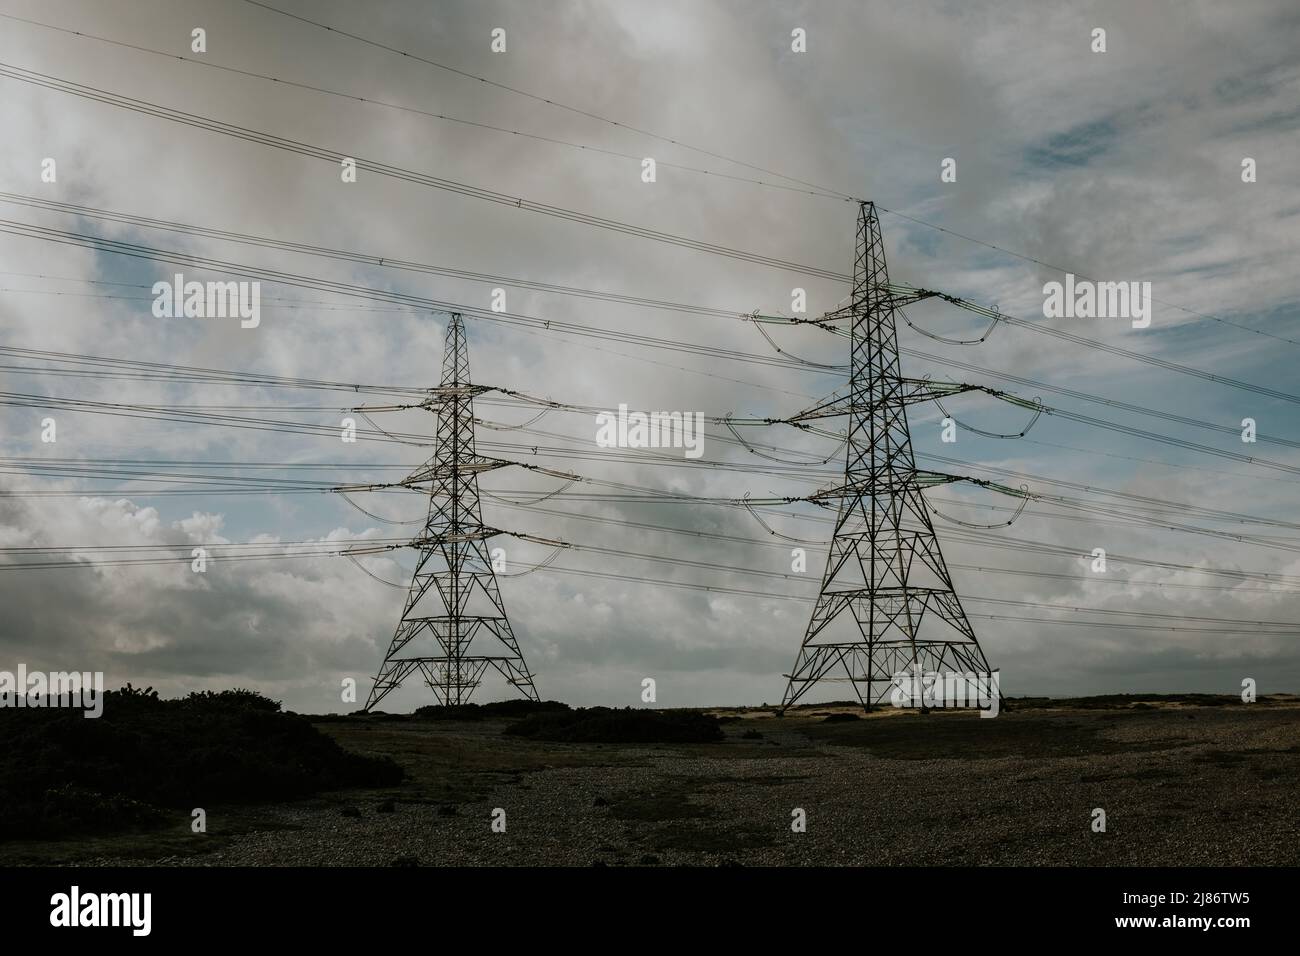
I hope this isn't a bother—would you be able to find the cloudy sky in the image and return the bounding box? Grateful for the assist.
[1,0,1298,712]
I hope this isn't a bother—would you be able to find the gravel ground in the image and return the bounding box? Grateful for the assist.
[71,701,1300,867]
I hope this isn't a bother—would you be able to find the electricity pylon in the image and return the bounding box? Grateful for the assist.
[779,202,995,712]
[364,313,539,710]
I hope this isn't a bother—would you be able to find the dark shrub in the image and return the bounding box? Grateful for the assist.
[413,699,570,721]
[504,707,724,744]
[0,686,404,841]
[182,688,282,712]
[39,784,164,834]
[412,704,483,721]
[480,699,570,718]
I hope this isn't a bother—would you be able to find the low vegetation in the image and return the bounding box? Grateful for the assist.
[0,685,402,840]
[503,706,725,743]
[412,699,571,721]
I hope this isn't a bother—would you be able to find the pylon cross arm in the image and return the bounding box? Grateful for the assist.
[787,396,851,422]
[786,381,976,423]
[808,471,960,501]
[814,288,940,324]
[896,379,983,405]
[409,529,498,546]
[402,459,510,484]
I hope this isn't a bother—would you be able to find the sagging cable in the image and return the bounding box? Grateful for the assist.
[748,312,847,370]
[337,490,424,526]
[473,406,553,431]
[932,389,1043,439]
[897,303,1003,346]
[359,410,432,446]
[742,492,828,544]
[345,551,409,589]
[497,545,566,577]
[928,481,1031,529]
[482,479,576,505]
[724,415,843,465]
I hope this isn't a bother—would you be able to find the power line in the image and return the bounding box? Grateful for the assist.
[487,496,1300,588]
[236,0,855,202]
[0,193,809,326]
[0,62,847,282]
[901,344,1300,450]
[0,10,848,203]
[10,382,1300,554]
[878,205,1300,348]
[0,219,848,384]
[8,534,1297,638]
[8,188,1294,413]
[0,343,425,396]
[236,0,1286,342]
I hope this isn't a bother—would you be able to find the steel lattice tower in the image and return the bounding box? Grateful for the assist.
[780,202,994,711]
[365,313,539,710]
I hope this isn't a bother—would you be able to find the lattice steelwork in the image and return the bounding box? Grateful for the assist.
[365,313,538,709]
[780,202,994,711]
